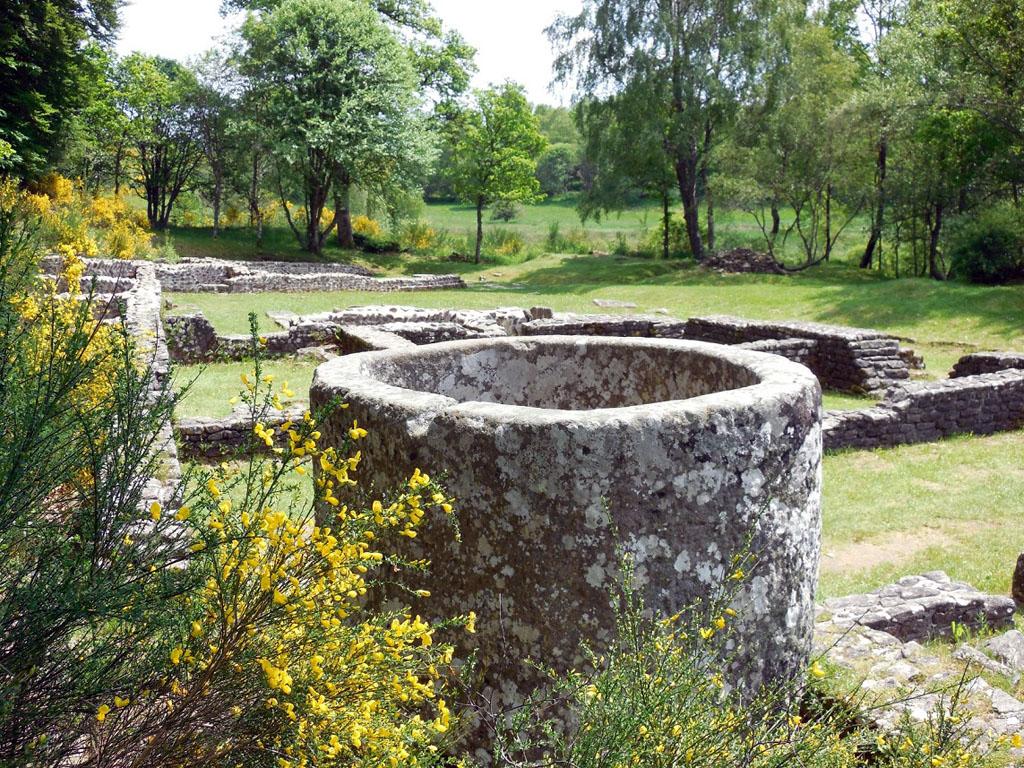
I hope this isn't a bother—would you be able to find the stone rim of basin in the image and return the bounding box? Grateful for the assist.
[312,335,821,419]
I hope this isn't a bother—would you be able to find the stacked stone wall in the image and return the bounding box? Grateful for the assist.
[684,315,910,393]
[823,370,1024,450]
[951,352,1024,378]
[154,258,464,293]
[175,407,305,460]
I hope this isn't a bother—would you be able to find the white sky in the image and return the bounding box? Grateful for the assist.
[115,0,583,105]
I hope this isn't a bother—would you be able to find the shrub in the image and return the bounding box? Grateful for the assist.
[483,227,526,259]
[490,199,519,222]
[0,179,464,766]
[351,214,383,238]
[494,556,1009,768]
[400,219,437,252]
[947,206,1024,284]
[27,174,151,260]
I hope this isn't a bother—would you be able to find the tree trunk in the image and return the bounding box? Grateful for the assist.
[335,179,354,249]
[662,188,670,260]
[212,174,223,238]
[474,198,484,264]
[861,135,888,269]
[770,204,781,237]
[824,184,833,261]
[113,141,124,196]
[674,152,704,261]
[705,183,715,254]
[927,203,946,280]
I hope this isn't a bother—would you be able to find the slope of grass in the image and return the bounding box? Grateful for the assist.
[172,360,317,419]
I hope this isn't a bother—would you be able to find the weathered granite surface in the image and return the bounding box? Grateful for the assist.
[823,370,1024,451]
[312,337,823,715]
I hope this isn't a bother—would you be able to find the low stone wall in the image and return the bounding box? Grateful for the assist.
[166,312,345,363]
[951,351,1024,378]
[175,406,305,460]
[684,315,910,393]
[40,258,182,513]
[823,370,1024,451]
[155,257,464,293]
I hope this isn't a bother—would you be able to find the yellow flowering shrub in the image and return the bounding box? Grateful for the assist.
[90,326,467,767]
[400,220,437,252]
[497,556,1014,768]
[28,174,152,260]
[352,215,382,237]
[1,181,120,412]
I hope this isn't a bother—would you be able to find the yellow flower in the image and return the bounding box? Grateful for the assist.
[465,611,477,634]
[96,704,110,722]
[1013,733,1023,749]
[175,506,191,521]
[810,660,827,679]
[149,502,161,521]
[170,647,183,665]
[114,696,130,708]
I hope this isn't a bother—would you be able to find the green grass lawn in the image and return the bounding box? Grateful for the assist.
[172,360,317,419]
[819,431,1024,599]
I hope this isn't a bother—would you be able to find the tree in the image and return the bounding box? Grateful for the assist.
[550,0,770,260]
[447,83,547,263]
[118,54,204,231]
[576,85,678,259]
[241,0,429,255]
[0,0,120,179]
[724,21,866,267]
[190,50,238,238]
[536,145,578,198]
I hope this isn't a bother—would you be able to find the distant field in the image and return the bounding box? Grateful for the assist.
[164,197,869,268]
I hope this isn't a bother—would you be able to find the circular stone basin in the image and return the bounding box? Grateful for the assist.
[311,336,822,706]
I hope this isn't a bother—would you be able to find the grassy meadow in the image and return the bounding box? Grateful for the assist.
[163,199,1024,601]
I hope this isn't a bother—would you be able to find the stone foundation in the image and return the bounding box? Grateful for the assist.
[951,351,1024,378]
[823,370,1024,451]
[312,336,823,715]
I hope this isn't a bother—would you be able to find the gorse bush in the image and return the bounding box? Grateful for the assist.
[947,205,1024,284]
[493,557,1013,768]
[28,173,152,260]
[0,180,183,766]
[0,178,464,766]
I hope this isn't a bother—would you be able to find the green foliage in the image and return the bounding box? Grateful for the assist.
[946,205,1024,284]
[240,0,432,255]
[117,53,205,230]
[490,199,520,222]
[446,83,547,261]
[0,1,119,179]
[535,144,579,198]
[495,558,1001,767]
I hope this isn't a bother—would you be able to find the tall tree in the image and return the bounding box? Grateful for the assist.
[576,86,677,259]
[550,0,769,261]
[241,0,429,254]
[191,49,238,238]
[118,54,204,231]
[0,0,120,179]
[446,83,547,263]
